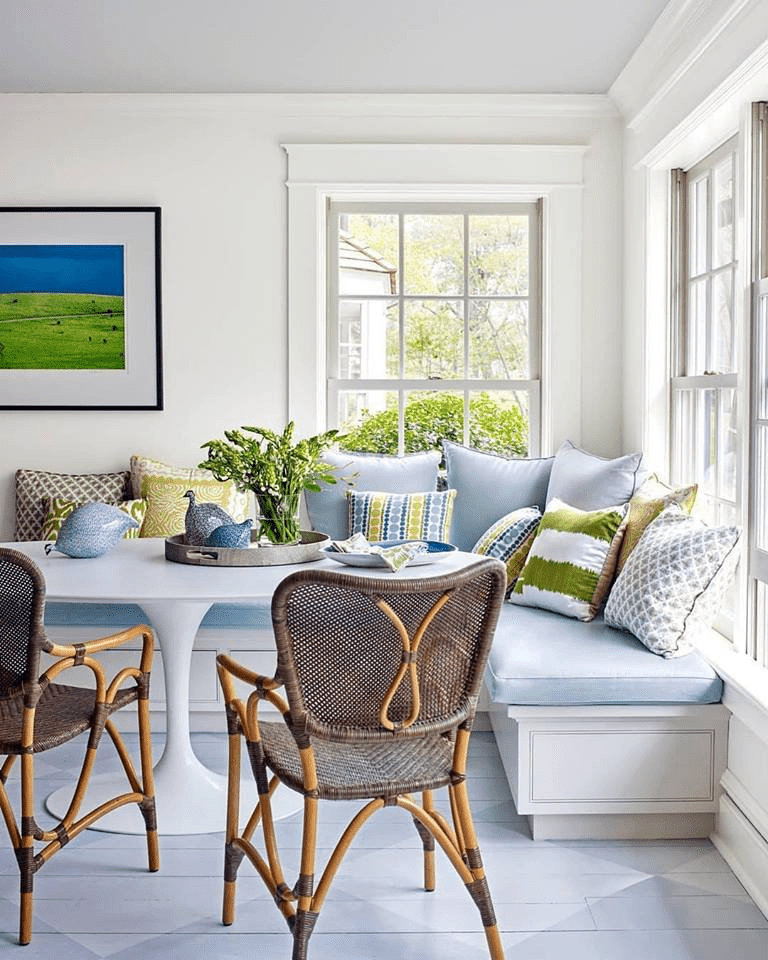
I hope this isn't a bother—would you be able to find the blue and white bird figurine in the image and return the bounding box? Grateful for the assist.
[183,489,236,545]
[204,518,253,549]
[45,502,138,558]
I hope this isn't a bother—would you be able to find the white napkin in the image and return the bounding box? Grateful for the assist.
[328,532,428,571]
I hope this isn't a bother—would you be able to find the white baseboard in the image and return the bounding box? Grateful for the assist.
[529,812,715,841]
[711,792,768,921]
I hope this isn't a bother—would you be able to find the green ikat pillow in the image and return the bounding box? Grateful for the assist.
[347,489,456,543]
[511,497,629,621]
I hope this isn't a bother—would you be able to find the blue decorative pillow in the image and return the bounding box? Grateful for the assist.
[347,489,456,543]
[45,502,139,558]
[442,441,554,551]
[305,450,440,540]
[472,506,541,595]
[546,440,644,511]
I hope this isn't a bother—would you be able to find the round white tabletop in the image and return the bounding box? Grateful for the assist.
[3,538,480,835]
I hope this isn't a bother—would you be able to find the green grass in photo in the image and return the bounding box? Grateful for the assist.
[0,292,125,370]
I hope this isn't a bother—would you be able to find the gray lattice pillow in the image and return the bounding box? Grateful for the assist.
[14,468,131,541]
[604,504,741,657]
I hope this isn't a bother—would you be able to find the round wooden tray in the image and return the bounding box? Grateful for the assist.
[164,530,330,567]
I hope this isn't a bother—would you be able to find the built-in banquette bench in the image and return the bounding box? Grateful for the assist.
[21,440,740,842]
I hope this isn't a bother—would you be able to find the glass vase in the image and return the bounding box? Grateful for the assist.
[254,492,302,545]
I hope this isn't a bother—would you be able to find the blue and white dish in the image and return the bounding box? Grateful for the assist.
[321,539,457,568]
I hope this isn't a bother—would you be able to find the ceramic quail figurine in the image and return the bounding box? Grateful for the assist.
[45,503,139,558]
[183,489,236,545]
[204,518,253,549]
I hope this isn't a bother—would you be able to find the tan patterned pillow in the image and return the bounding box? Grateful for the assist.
[139,475,244,538]
[41,497,148,541]
[15,468,131,541]
[615,474,697,575]
[129,454,248,524]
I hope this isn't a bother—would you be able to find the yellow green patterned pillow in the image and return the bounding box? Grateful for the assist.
[347,489,456,542]
[615,475,697,575]
[139,475,242,538]
[129,454,249,521]
[41,497,148,541]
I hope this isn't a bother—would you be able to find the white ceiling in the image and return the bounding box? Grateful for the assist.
[0,0,670,95]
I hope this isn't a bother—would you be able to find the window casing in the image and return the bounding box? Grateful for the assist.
[326,200,542,457]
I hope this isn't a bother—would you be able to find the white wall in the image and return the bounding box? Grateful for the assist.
[612,0,768,919]
[0,93,622,541]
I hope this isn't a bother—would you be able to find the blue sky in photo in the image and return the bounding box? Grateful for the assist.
[0,244,124,296]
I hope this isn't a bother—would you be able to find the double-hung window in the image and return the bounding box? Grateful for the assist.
[326,201,542,458]
[670,138,739,530]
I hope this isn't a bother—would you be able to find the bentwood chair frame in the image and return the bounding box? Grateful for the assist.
[0,547,159,944]
[216,556,507,960]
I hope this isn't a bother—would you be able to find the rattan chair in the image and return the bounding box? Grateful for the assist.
[216,556,507,960]
[0,547,159,945]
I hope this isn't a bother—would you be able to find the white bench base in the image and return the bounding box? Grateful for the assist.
[489,701,729,840]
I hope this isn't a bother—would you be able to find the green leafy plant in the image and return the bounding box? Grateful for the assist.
[339,392,528,460]
[200,422,344,545]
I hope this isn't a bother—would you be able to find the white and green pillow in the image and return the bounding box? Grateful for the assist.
[347,489,456,542]
[41,496,148,541]
[472,506,541,595]
[511,497,629,621]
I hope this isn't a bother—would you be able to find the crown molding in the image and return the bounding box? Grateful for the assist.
[609,0,757,128]
[0,91,617,121]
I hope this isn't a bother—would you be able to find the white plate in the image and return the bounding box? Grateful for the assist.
[320,539,457,568]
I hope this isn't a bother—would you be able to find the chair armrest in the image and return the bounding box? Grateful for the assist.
[216,652,282,692]
[39,624,155,704]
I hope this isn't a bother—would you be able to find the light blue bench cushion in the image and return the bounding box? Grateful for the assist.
[486,603,723,706]
[44,601,273,631]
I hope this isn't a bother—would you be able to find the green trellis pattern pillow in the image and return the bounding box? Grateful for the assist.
[471,506,541,596]
[41,496,148,541]
[348,489,456,542]
[615,474,698,575]
[511,497,629,621]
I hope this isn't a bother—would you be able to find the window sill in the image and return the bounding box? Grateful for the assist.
[695,628,768,743]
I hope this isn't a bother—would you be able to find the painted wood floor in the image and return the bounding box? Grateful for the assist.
[1,730,767,959]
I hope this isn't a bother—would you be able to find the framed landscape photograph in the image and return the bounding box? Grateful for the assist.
[0,207,162,409]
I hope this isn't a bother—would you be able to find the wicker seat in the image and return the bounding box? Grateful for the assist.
[216,556,507,960]
[0,548,159,944]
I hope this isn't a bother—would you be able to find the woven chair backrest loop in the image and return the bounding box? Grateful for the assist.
[270,559,506,742]
[0,548,48,696]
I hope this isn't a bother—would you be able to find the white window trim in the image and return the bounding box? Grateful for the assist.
[283,143,586,454]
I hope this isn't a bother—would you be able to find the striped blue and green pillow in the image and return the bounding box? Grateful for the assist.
[472,506,542,595]
[511,497,629,621]
[347,489,456,543]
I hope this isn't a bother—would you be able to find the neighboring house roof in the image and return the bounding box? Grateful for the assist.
[339,231,397,295]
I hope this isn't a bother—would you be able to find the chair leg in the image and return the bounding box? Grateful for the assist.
[222,716,243,926]
[18,754,35,945]
[290,796,320,960]
[136,698,159,873]
[414,791,436,891]
[450,781,504,960]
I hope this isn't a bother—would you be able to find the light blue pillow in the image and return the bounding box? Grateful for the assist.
[546,440,644,511]
[443,441,553,551]
[304,450,440,541]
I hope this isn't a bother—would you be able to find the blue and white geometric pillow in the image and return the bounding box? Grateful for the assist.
[472,506,542,595]
[604,504,741,657]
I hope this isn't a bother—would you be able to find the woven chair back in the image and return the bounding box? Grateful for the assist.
[0,548,47,696]
[270,558,505,741]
